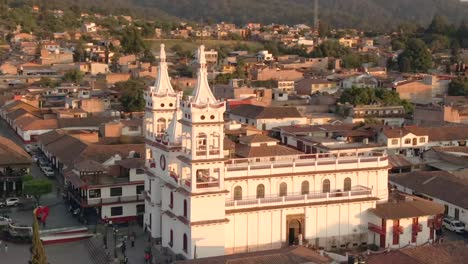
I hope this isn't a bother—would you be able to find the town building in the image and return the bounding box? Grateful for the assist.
[389,170,468,231]
[0,136,31,198]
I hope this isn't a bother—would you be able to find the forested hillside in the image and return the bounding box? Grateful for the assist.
[130,0,468,30]
[6,0,468,31]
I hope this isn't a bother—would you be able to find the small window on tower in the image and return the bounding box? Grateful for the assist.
[200,115,206,120]
[169,103,174,107]
[160,103,165,107]
[210,115,215,120]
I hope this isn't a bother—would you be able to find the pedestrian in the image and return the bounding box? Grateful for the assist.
[144,252,150,264]
[123,256,128,264]
[130,231,135,247]
[121,241,126,255]
[4,243,7,253]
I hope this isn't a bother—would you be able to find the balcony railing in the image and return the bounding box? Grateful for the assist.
[196,181,219,189]
[368,222,386,235]
[225,186,372,209]
[86,194,145,206]
[224,152,388,178]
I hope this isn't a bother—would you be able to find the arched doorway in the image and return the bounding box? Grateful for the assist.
[287,218,303,245]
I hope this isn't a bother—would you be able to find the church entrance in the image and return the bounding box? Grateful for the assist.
[286,214,305,246]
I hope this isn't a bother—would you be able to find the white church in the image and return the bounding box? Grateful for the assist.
[143,44,443,260]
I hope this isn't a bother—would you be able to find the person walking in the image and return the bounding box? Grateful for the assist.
[130,231,135,247]
[121,240,126,256]
[4,243,8,253]
[144,252,150,264]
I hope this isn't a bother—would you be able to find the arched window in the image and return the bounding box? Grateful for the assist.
[234,186,242,200]
[344,177,352,192]
[279,182,287,197]
[156,118,166,136]
[196,133,207,151]
[256,184,265,199]
[183,199,187,218]
[169,192,174,208]
[322,179,331,193]
[301,181,309,195]
[183,233,188,252]
[169,229,173,247]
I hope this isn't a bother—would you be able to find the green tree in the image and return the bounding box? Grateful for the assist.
[425,15,449,35]
[140,48,156,63]
[448,77,468,96]
[310,40,350,58]
[73,42,86,62]
[116,79,146,112]
[397,38,432,73]
[339,87,413,113]
[31,215,48,264]
[22,176,52,205]
[121,26,147,55]
[62,69,84,83]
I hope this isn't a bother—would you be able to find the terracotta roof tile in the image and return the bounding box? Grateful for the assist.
[0,136,31,166]
[369,193,444,219]
[389,171,468,209]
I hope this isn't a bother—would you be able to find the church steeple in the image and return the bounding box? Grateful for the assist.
[163,96,182,145]
[191,45,217,105]
[152,44,175,95]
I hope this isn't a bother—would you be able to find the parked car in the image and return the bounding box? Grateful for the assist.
[0,215,14,226]
[43,167,55,177]
[442,217,465,233]
[1,197,21,207]
[38,159,49,167]
[39,164,51,172]
[24,144,37,153]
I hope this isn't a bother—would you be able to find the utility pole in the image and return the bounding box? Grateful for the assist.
[314,0,319,33]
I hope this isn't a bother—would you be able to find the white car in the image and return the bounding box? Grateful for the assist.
[43,167,55,177]
[443,217,465,233]
[4,197,21,207]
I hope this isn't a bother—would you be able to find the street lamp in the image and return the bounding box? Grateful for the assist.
[113,227,119,259]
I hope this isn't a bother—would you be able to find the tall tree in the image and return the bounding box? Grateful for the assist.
[121,26,147,55]
[31,215,48,264]
[397,38,432,73]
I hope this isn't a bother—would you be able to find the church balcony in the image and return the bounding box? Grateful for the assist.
[225,185,373,210]
[224,152,388,179]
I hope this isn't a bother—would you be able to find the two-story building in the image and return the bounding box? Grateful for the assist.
[65,157,146,223]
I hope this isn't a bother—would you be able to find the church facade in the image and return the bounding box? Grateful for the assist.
[143,44,416,260]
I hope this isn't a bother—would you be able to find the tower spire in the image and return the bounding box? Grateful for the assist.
[153,44,175,95]
[191,45,217,105]
[164,95,182,144]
